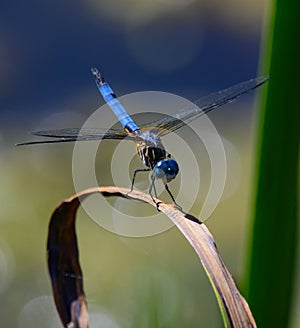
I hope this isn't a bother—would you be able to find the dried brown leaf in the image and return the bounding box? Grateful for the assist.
[47,186,256,328]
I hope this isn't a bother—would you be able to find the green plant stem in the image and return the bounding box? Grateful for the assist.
[245,0,299,327]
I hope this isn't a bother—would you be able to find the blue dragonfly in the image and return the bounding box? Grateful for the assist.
[18,68,268,207]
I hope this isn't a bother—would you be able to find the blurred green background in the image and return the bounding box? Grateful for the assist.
[0,0,298,327]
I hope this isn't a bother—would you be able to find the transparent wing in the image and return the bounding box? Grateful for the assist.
[17,76,268,146]
[146,76,268,135]
[16,127,134,146]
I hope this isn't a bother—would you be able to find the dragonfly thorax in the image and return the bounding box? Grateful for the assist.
[136,141,179,182]
[133,130,168,170]
[134,131,179,182]
[137,143,166,169]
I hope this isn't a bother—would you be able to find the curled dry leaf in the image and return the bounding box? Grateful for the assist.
[47,196,88,328]
[47,186,256,328]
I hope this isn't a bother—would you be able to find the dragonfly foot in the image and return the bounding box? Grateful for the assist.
[153,199,163,212]
[126,188,134,198]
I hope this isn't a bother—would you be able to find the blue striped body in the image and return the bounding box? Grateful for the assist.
[91,68,139,133]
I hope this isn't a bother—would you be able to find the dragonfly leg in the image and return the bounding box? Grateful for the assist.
[149,174,160,210]
[164,183,182,210]
[130,168,151,191]
[152,180,158,199]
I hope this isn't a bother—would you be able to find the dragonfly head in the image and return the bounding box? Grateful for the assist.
[153,158,179,183]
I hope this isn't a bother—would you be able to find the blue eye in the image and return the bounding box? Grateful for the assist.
[153,159,179,182]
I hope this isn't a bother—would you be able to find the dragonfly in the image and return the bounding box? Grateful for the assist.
[18,68,268,208]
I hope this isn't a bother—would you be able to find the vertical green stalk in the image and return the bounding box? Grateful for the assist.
[245,0,299,327]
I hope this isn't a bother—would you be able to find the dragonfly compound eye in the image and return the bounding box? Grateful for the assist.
[153,159,179,182]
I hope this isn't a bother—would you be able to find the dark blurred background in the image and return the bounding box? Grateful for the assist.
[3,1,299,327]
[1,0,264,133]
